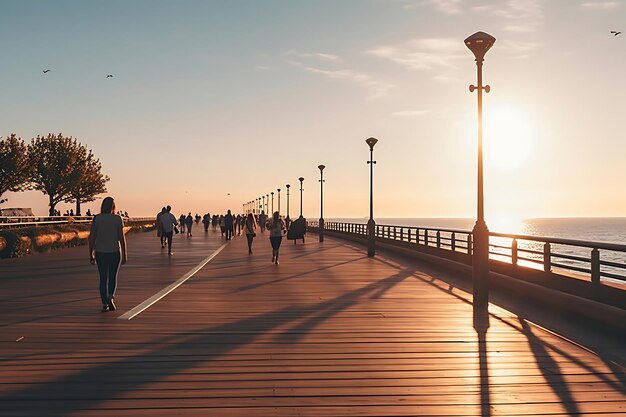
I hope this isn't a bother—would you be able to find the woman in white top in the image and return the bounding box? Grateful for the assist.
[266,211,286,265]
[88,197,127,312]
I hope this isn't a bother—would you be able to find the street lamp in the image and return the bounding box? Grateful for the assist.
[266,194,269,213]
[298,177,304,218]
[277,188,281,214]
[271,192,274,213]
[258,197,262,214]
[318,165,325,243]
[366,137,378,257]
[465,31,496,315]
[286,184,291,227]
[262,195,265,214]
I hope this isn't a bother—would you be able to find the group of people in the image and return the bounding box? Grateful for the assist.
[88,198,290,313]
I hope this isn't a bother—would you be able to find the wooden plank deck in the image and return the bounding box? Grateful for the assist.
[1,228,624,416]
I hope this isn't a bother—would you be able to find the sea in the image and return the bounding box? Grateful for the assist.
[326,218,626,284]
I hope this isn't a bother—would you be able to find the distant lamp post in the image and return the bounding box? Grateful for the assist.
[277,189,281,214]
[298,177,304,218]
[259,197,262,214]
[262,195,265,214]
[271,192,274,213]
[366,137,378,257]
[318,165,326,242]
[286,184,291,227]
[465,31,496,315]
[266,194,269,213]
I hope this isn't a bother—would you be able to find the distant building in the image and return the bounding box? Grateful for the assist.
[0,208,35,216]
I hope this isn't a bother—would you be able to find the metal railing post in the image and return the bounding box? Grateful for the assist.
[512,239,518,266]
[451,232,456,251]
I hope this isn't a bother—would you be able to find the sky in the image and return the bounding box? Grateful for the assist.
[1,0,625,220]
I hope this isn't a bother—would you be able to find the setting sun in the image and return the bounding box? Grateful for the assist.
[484,104,536,170]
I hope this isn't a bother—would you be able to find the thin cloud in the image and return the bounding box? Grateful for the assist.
[580,1,619,8]
[285,50,340,61]
[393,109,430,117]
[427,0,463,14]
[256,65,271,71]
[287,60,394,99]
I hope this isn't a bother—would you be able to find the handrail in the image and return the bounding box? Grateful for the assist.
[0,216,154,230]
[309,220,626,288]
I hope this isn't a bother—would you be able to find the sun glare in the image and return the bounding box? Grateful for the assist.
[484,105,536,170]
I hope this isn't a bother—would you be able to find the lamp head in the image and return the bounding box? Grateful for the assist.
[318,164,325,172]
[271,192,274,195]
[277,188,281,192]
[365,137,378,150]
[299,177,304,183]
[286,184,290,189]
[464,31,496,62]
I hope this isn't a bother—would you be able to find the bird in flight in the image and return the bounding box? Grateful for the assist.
[42,69,51,73]
[106,74,114,78]
[610,31,622,36]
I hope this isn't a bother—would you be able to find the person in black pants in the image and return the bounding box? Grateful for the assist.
[88,197,128,312]
[224,210,234,240]
[244,213,257,253]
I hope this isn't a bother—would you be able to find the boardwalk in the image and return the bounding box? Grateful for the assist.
[1,228,624,416]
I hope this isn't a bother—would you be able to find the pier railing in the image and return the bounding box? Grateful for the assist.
[0,216,154,230]
[308,221,626,301]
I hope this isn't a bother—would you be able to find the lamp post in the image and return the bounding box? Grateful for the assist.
[262,195,265,214]
[298,177,304,218]
[271,192,274,213]
[286,184,291,227]
[366,137,378,257]
[258,197,262,214]
[318,165,325,242]
[266,194,269,213]
[465,31,496,315]
[277,189,281,214]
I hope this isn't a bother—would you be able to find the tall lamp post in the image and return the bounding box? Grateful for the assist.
[298,177,304,218]
[258,197,262,214]
[271,192,274,213]
[465,31,496,315]
[285,184,291,227]
[262,195,265,214]
[318,165,325,242]
[366,137,378,257]
[277,189,281,214]
[266,194,269,213]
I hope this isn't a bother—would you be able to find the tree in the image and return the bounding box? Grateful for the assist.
[0,134,31,204]
[29,134,88,216]
[64,150,109,215]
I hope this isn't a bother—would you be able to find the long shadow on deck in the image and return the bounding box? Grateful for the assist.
[0,266,411,415]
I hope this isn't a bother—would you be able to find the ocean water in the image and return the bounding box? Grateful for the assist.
[326,218,626,284]
[327,218,626,245]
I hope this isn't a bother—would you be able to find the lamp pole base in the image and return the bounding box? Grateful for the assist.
[472,220,490,315]
[367,218,376,257]
[319,218,324,242]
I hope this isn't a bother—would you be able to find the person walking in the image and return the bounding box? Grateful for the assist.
[179,214,187,233]
[156,207,166,248]
[160,205,178,255]
[244,213,257,254]
[185,213,193,237]
[202,213,210,232]
[266,211,286,265]
[224,210,234,241]
[88,197,128,312]
[259,210,267,232]
[219,215,226,237]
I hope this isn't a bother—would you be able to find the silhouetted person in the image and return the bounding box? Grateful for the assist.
[224,210,234,240]
[160,205,178,255]
[219,215,225,237]
[86,209,92,216]
[202,213,210,232]
[156,207,167,248]
[88,196,127,312]
[267,211,286,265]
[179,214,186,233]
[259,210,267,232]
[244,213,257,253]
[185,213,193,237]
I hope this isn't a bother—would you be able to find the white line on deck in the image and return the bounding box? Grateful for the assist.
[118,242,228,320]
